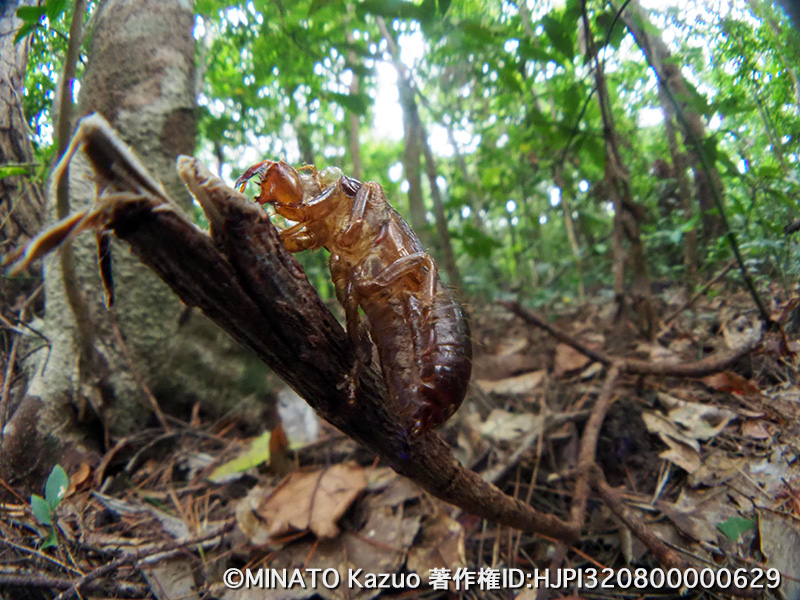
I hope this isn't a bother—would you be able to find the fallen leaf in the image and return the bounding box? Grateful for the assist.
[758,511,800,600]
[407,513,466,584]
[701,371,760,396]
[230,469,422,600]
[208,431,271,483]
[255,462,367,540]
[554,344,591,377]
[476,370,546,395]
[579,361,603,379]
[495,336,529,356]
[742,421,771,439]
[67,462,91,495]
[657,500,719,544]
[657,394,737,441]
[717,516,755,542]
[642,411,700,451]
[142,558,200,600]
[479,409,544,442]
[364,470,421,508]
[689,450,745,487]
[658,436,701,473]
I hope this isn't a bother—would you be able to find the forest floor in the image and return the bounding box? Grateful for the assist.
[1,281,799,600]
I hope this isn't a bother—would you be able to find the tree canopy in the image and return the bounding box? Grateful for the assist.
[16,0,800,306]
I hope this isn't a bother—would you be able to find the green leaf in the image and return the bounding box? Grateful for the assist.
[44,465,68,509]
[595,12,625,49]
[461,224,501,259]
[541,14,574,61]
[45,0,69,21]
[16,6,46,23]
[208,431,272,483]
[0,164,32,179]
[40,530,58,550]
[716,516,755,542]
[674,81,711,117]
[31,495,53,525]
[308,0,341,15]
[702,136,718,163]
[13,21,38,44]
[326,91,368,115]
[356,0,430,23]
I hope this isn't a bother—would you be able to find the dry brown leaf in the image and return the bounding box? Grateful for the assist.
[236,501,421,600]
[688,451,746,487]
[246,463,367,542]
[658,437,701,473]
[476,370,546,395]
[407,513,466,584]
[657,394,737,441]
[759,511,800,600]
[495,336,529,356]
[657,499,721,544]
[67,462,91,496]
[553,343,591,377]
[642,411,700,452]
[479,409,544,442]
[742,421,771,439]
[701,371,761,396]
[364,472,421,509]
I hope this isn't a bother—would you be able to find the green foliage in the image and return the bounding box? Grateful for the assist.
[30,465,69,549]
[717,516,756,542]
[18,0,800,300]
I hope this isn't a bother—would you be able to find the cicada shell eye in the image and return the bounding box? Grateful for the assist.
[319,166,344,189]
[262,161,304,207]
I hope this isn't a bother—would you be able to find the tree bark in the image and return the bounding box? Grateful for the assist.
[2,0,265,492]
[583,3,657,339]
[552,166,585,301]
[0,0,45,302]
[420,127,462,288]
[620,0,724,239]
[376,17,430,247]
[657,83,697,283]
[345,4,362,181]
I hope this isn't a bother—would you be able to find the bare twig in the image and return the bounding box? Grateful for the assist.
[10,119,578,543]
[53,521,234,600]
[548,365,620,578]
[0,574,145,597]
[590,465,684,569]
[590,465,761,598]
[662,260,735,325]
[502,301,760,377]
[570,365,620,529]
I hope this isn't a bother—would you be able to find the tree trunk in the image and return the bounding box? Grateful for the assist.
[420,127,462,288]
[552,166,585,301]
[583,3,657,339]
[620,0,724,239]
[345,4,362,180]
[2,0,267,493]
[657,83,697,283]
[0,0,45,303]
[376,17,430,247]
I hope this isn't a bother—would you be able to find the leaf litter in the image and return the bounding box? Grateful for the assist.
[2,285,800,599]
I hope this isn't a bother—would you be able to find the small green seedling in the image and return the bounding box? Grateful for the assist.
[30,464,69,549]
[717,516,756,543]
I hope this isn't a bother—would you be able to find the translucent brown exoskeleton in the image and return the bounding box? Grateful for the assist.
[235,160,472,436]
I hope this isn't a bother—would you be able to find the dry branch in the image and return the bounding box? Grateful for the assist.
[9,121,576,543]
[502,301,761,377]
